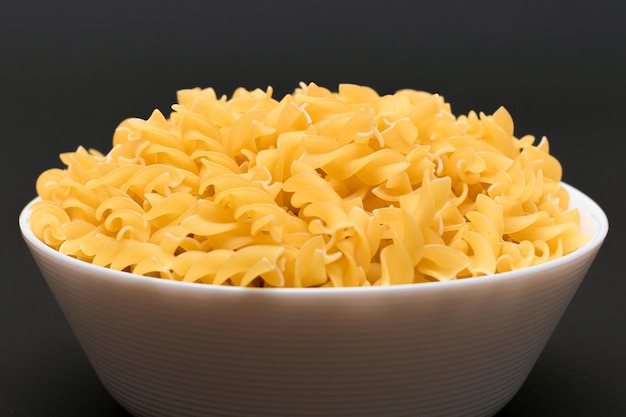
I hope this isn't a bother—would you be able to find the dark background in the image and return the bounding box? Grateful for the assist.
[1,1,624,416]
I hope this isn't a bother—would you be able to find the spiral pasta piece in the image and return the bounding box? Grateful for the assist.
[29,82,590,287]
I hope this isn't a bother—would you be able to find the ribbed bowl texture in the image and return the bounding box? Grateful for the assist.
[19,182,608,417]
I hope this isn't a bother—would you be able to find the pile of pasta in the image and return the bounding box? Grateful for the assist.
[30,82,590,287]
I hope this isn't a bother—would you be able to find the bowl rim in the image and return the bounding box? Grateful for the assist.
[19,182,609,295]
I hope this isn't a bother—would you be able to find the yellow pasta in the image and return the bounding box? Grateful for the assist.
[30,82,590,287]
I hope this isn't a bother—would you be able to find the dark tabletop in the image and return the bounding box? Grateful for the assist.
[2,1,624,416]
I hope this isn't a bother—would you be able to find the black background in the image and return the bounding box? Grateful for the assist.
[2,1,624,416]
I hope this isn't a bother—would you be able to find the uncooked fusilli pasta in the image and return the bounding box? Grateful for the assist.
[29,82,590,287]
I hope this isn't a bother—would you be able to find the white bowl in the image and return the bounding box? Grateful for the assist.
[19,182,608,417]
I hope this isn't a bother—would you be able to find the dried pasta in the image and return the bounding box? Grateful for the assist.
[29,82,590,287]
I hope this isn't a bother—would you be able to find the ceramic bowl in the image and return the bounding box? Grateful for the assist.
[19,182,608,417]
